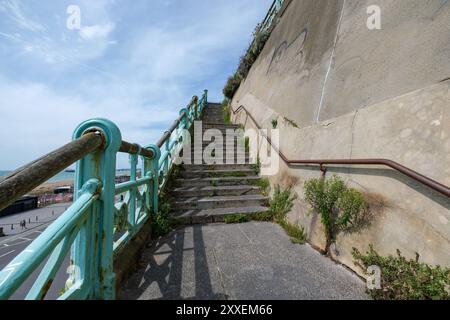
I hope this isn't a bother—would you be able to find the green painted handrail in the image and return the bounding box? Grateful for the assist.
[260,0,285,33]
[0,90,208,300]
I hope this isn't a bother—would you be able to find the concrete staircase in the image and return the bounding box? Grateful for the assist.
[119,103,369,301]
[169,103,270,224]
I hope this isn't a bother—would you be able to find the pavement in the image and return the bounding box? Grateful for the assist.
[0,203,71,300]
[0,204,70,237]
[120,222,369,300]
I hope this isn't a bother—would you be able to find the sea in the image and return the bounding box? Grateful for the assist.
[0,169,135,183]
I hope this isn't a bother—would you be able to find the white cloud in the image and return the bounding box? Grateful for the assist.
[0,0,45,32]
[0,78,178,169]
[79,23,115,41]
[0,0,272,169]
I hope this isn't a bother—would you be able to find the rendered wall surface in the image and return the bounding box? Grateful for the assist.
[231,0,450,273]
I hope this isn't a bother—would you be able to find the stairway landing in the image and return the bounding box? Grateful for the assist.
[119,222,368,300]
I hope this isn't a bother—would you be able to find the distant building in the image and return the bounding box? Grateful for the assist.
[0,196,38,217]
[53,186,73,194]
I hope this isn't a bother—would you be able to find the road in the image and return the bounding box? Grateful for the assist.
[0,204,72,300]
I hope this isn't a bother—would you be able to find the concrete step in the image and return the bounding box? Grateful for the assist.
[202,115,224,119]
[202,113,224,116]
[172,185,261,197]
[172,194,269,210]
[187,154,250,161]
[202,123,240,129]
[200,141,245,146]
[183,164,254,170]
[180,168,256,178]
[180,159,252,166]
[176,176,261,187]
[173,206,269,224]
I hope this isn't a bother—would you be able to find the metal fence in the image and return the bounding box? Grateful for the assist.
[0,90,207,300]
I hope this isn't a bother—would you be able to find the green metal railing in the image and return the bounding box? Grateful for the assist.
[0,90,208,300]
[260,0,285,33]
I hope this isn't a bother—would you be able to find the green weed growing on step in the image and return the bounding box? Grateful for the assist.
[269,185,297,222]
[152,165,184,238]
[258,185,307,244]
[224,214,250,224]
[304,175,369,255]
[278,220,307,245]
[250,156,261,175]
[222,99,232,124]
[209,171,248,178]
[253,211,273,222]
[245,136,250,153]
[152,200,176,239]
[250,177,270,196]
[352,245,450,300]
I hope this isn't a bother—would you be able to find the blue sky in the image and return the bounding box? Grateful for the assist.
[0,0,272,169]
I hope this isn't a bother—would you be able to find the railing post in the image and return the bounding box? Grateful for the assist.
[143,145,161,216]
[163,138,170,184]
[69,118,122,300]
[194,97,199,120]
[128,153,138,230]
[179,108,189,130]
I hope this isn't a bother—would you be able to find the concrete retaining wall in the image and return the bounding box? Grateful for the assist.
[231,0,450,273]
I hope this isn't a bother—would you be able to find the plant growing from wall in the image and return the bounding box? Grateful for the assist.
[223,24,272,100]
[223,73,242,100]
[352,245,450,300]
[304,175,369,255]
[271,119,278,129]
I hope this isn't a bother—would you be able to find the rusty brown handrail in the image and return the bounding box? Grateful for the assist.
[156,96,198,148]
[156,113,185,148]
[232,105,450,198]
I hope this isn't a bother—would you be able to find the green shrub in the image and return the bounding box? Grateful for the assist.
[336,188,369,229]
[223,73,242,100]
[269,185,297,222]
[352,246,450,300]
[223,24,272,100]
[304,175,368,254]
[224,214,250,224]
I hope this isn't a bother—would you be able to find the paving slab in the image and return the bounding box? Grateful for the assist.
[119,222,369,300]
